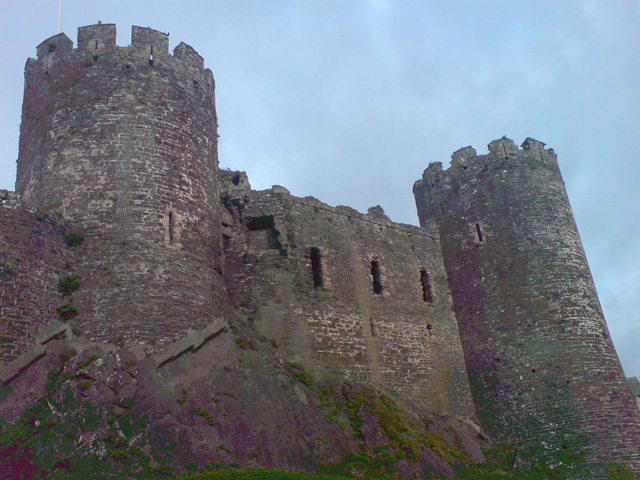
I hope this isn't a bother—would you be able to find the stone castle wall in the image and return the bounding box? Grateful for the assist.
[0,190,70,363]
[15,24,227,345]
[414,137,640,475]
[220,174,475,416]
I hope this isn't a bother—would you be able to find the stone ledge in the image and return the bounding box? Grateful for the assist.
[155,318,228,368]
[0,345,46,385]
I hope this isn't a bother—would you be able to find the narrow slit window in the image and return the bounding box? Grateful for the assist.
[310,247,324,288]
[95,40,98,51]
[168,211,175,244]
[149,45,154,65]
[371,259,383,295]
[475,223,484,243]
[502,143,509,159]
[420,269,434,303]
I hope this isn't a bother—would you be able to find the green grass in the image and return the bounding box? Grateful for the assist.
[169,465,561,480]
[172,467,387,480]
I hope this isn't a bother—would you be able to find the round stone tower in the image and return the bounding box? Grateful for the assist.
[16,24,227,345]
[414,137,640,476]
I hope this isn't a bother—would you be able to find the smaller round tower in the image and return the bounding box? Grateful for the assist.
[414,137,640,476]
[16,24,228,345]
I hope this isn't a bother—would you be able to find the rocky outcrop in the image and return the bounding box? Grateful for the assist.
[0,315,504,479]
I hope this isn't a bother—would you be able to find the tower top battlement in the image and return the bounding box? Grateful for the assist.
[414,136,558,195]
[76,23,117,52]
[32,24,206,76]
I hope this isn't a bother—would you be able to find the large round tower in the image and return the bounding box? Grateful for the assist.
[16,24,227,345]
[414,137,640,476]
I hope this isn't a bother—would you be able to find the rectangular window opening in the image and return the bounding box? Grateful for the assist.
[310,247,324,288]
[371,259,383,295]
[247,215,275,231]
[246,215,280,250]
[168,211,175,244]
[149,45,154,65]
[475,223,484,243]
[420,269,434,303]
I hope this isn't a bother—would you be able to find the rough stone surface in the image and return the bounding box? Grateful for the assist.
[0,325,489,479]
[414,136,640,476]
[219,173,474,418]
[16,24,227,346]
[0,189,70,363]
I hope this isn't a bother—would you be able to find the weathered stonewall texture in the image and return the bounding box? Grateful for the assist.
[220,172,475,417]
[16,24,227,345]
[0,190,70,363]
[414,137,640,476]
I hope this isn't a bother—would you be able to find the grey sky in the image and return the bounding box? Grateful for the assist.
[0,1,638,377]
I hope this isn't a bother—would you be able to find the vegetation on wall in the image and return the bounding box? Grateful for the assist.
[64,232,84,248]
[55,302,78,321]
[58,275,80,296]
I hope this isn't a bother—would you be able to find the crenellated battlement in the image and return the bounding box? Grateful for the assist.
[174,42,205,70]
[414,137,558,196]
[32,23,209,80]
[131,25,169,57]
[77,23,117,53]
[35,32,73,59]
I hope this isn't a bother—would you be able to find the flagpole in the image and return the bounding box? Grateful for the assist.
[57,0,62,33]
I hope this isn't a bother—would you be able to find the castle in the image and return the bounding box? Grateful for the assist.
[2,23,640,477]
